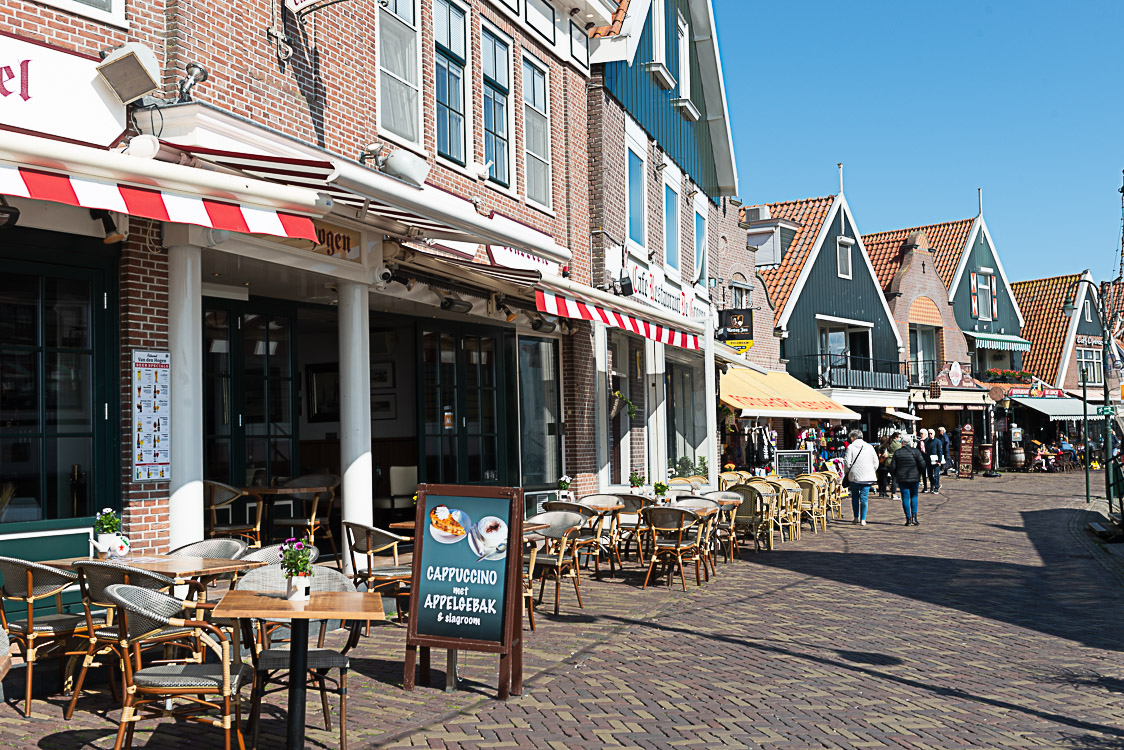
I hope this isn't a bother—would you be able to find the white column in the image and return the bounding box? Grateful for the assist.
[338,280,372,574]
[702,307,718,489]
[647,340,666,482]
[593,324,609,490]
[168,244,204,550]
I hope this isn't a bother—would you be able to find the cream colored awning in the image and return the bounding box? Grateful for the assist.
[720,369,860,420]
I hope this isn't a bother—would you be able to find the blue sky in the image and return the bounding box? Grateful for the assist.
[712,0,1124,283]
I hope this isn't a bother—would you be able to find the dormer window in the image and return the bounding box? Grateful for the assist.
[644,0,676,89]
[1085,299,1092,322]
[671,12,699,121]
[971,271,994,322]
[836,237,854,280]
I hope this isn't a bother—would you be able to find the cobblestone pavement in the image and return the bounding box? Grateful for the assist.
[6,472,1124,749]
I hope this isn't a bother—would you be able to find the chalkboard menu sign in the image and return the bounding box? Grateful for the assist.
[404,484,524,699]
[775,450,814,479]
[958,424,975,479]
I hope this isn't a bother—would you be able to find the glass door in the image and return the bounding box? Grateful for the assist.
[518,336,561,490]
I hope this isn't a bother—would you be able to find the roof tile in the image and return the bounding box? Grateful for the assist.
[1010,273,1082,384]
[590,0,629,38]
[862,218,975,292]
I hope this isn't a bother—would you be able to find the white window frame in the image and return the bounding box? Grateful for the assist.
[731,281,752,309]
[836,237,853,280]
[433,0,473,169]
[976,272,993,322]
[662,162,682,281]
[692,192,708,287]
[651,0,666,66]
[1084,299,1092,323]
[608,333,635,487]
[625,119,647,256]
[677,12,690,97]
[1077,347,1103,385]
[480,19,516,194]
[377,0,425,152]
[521,51,552,212]
[35,0,126,28]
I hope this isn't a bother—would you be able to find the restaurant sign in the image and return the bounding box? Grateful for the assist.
[310,220,361,261]
[1006,385,1065,398]
[1076,335,1103,347]
[718,308,753,352]
[0,32,127,147]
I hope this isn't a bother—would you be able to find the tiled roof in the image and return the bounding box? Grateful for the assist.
[861,218,975,292]
[590,0,629,38]
[1010,273,1082,384]
[747,195,836,325]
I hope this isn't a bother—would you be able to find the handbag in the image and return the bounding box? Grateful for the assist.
[842,444,871,489]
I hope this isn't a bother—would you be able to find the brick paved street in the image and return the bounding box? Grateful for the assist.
[5,471,1124,749]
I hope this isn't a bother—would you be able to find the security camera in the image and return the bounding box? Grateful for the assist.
[373,266,393,284]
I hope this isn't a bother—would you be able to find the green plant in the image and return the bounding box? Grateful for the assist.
[613,390,638,419]
[628,470,646,487]
[94,508,121,534]
[558,474,572,490]
[279,537,315,577]
[669,456,695,478]
[694,456,708,477]
[653,481,670,496]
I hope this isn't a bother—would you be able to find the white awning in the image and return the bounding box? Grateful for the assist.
[1012,396,1105,421]
[886,409,921,422]
[964,331,1032,352]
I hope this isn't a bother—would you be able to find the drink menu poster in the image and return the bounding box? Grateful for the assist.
[133,350,171,481]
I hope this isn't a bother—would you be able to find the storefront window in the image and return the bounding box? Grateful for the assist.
[608,338,631,485]
[518,337,561,489]
[666,361,705,477]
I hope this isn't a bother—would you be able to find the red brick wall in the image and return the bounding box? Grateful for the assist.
[562,321,598,497]
[117,220,170,554]
[886,247,970,369]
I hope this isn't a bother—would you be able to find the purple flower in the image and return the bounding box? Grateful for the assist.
[295,542,304,550]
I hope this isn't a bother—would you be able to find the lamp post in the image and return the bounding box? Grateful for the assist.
[1082,365,1090,505]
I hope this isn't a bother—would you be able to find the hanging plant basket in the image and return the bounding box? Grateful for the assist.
[609,395,624,419]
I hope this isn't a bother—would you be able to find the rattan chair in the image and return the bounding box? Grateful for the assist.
[795,475,828,534]
[673,497,719,578]
[576,494,626,576]
[702,490,742,560]
[0,556,99,717]
[730,484,774,552]
[718,472,742,490]
[817,471,844,520]
[542,500,606,580]
[667,477,694,488]
[206,480,264,547]
[237,565,361,750]
[639,506,702,590]
[685,475,708,489]
[103,583,249,750]
[343,522,411,622]
[168,538,249,559]
[66,561,204,720]
[270,474,342,569]
[611,494,649,563]
[527,510,585,615]
[745,480,782,550]
[761,477,801,542]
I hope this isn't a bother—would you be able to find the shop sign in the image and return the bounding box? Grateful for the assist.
[965,405,985,411]
[1006,385,1065,398]
[718,308,753,352]
[489,245,558,275]
[0,32,127,147]
[917,404,941,410]
[132,350,171,481]
[311,221,361,261]
[405,484,525,698]
[958,424,974,479]
[774,450,813,479]
[1010,427,1023,442]
[949,361,964,387]
[1076,334,1102,347]
[620,259,701,321]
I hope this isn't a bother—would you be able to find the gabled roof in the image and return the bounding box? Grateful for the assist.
[1010,272,1086,385]
[861,218,975,291]
[747,195,836,325]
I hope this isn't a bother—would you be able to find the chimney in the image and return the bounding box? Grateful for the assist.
[903,230,929,253]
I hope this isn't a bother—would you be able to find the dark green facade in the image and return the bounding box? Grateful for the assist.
[950,224,1023,368]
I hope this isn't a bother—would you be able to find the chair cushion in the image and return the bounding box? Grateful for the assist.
[133,662,252,690]
[257,647,348,671]
[213,523,255,532]
[92,625,194,641]
[7,612,99,634]
[271,517,318,526]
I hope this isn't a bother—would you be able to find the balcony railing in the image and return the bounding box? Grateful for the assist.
[794,354,909,391]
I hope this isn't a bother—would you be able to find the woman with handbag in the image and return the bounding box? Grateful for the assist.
[844,429,879,526]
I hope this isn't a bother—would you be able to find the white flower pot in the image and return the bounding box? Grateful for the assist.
[286,575,311,602]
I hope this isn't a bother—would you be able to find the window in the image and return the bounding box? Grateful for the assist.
[434,0,467,164]
[664,182,679,274]
[481,28,510,186]
[379,0,421,145]
[1084,299,1092,323]
[694,210,706,284]
[627,148,645,247]
[1077,348,1102,385]
[836,238,853,279]
[975,273,993,321]
[651,0,666,65]
[522,56,551,208]
[677,12,690,96]
[731,282,751,308]
[37,0,125,27]
[666,361,705,476]
[608,336,636,486]
[519,337,561,489]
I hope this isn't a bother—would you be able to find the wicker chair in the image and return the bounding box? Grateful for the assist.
[667,477,694,488]
[526,510,585,615]
[206,480,263,547]
[795,475,828,534]
[639,506,702,590]
[271,474,342,569]
[718,472,742,490]
[730,484,775,552]
[66,561,204,720]
[576,494,627,576]
[237,565,361,750]
[672,497,719,578]
[685,475,709,489]
[610,493,649,563]
[702,490,742,560]
[817,471,843,520]
[542,500,606,580]
[761,477,801,542]
[168,538,249,559]
[103,583,249,750]
[747,480,783,549]
[343,522,411,622]
[0,556,98,717]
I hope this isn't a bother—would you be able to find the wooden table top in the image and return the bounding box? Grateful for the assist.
[582,504,624,513]
[389,521,549,535]
[709,497,743,507]
[244,485,334,498]
[213,589,386,620]
[40,555,266,579]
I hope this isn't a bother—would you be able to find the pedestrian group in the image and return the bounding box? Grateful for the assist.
[843,427,951,526]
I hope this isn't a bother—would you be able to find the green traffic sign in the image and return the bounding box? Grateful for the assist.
[1096,406,1116,416]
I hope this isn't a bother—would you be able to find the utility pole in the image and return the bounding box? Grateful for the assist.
[1082,365,1089,504]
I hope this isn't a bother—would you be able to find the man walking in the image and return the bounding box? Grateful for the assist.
[918,429,930,493]
[937,426,952,475]
[925,428,944,493]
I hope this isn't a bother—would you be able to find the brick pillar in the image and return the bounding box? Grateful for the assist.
[563,321,599,497]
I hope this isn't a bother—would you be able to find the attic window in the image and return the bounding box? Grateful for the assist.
[836,237,854,280]
[644,0,675,89]
[1084,299,1092,322]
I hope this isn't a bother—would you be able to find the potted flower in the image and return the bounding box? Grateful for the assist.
[610,391,638,419]
[653,480,670,500]
[628,470,646,492]
[280,537,314,601]
[92,508,129,559]
[557,474,574,502]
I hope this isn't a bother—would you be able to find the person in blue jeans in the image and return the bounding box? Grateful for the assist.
[890,433,927,525]
[844,429,879,525]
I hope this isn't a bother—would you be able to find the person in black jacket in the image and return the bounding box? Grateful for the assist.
[890,433,927,526]
[924,429,945,492]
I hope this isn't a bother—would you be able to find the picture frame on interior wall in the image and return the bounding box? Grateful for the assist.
[372,395,398,420]
[307,364,340,423]
[371,361,397,390]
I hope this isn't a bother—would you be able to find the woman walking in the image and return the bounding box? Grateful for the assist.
[890,433,926,526]
[844,429,879,526]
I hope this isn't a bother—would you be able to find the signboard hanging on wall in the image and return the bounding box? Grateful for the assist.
[132,350,171,481]
[404,484,525,699]
[718,308,754,353]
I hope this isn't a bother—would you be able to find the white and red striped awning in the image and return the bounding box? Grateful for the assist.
[0,163,318,242]
[536,287,700,350]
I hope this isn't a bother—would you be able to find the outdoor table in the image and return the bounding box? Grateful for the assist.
[39,555,266,602]
[213,589,385,750]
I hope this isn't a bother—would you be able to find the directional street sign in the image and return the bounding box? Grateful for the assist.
[1096,406,1116,416]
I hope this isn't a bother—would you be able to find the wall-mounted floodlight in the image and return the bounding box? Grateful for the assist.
[96,43,161,105]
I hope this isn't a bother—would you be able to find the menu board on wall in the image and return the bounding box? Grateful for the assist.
[132,350,171,481]
[775,450,814,479]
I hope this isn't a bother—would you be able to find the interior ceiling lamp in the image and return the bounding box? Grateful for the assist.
[177,62,210,103]
[90,209,125,244]
[0,197,20,229]
[96,43,161,105]
[436,290,473,314]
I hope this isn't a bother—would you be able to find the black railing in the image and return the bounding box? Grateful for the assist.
[793,354,909,391]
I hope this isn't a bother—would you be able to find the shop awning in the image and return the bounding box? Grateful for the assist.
[720,369,860,420]
[886,409,920,421]
[964,331,1032,352]
[535,280,702,351]
[0,130,324,241]
[1012,396,1105,421]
